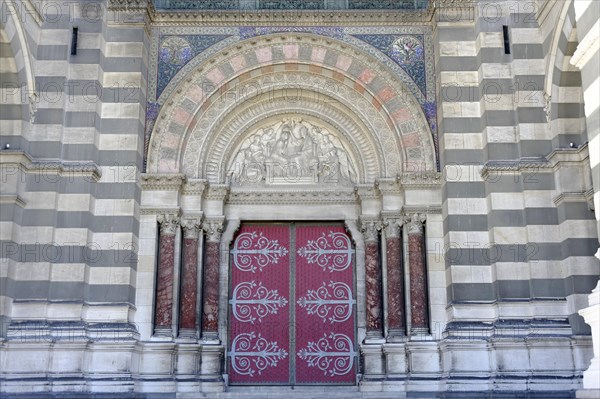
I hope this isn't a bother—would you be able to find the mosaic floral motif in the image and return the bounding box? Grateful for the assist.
[231,231,289,273]
[297,231,354,272]
[230,281,288,324]
[297,281,355,323]
[157,34,231,98]
[160,36,192,66]
[297,332,356,376]
[353,34,427,96]
[229,332,288,376]
[240,26,344,40]
[391,35,424,65]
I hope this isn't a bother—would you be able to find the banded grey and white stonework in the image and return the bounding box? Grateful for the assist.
[0,1,598,398]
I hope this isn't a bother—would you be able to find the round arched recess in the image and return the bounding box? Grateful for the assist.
[148,33,437,182]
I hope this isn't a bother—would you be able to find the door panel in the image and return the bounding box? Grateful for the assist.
[228,223,356,385]
[228,224,291,384]
[295,225,357,384]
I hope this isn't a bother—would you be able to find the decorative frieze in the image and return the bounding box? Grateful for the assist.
[140,173,186,191]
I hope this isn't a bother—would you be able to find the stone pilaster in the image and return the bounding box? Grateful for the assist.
[361,218,383,341]
[383,216,406,340]
[154,213,180,336]
[201,218,224,342]
[179,216,202,338]
[405,213,429,335]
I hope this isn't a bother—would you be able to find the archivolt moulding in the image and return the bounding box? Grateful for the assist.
[148,33,436,179]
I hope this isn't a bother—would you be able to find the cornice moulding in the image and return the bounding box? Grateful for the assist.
[227,187,357,205]
[140,207,181,216]
[140,173,186,190]
[0,150,102,182]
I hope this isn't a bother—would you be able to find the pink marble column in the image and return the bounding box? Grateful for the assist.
[406,213,429,334]
[385,218,406,339]
[154,213,179,336]
[362,220,383,339]
[201,219,223,341]
[179,217,202,337]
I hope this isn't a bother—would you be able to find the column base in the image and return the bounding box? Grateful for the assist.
[361,343,385,379]
[177,329,197,339]
[152,328,173,338]
[201,331,221,344]
[364,331,385,344]
[386,329,407,343]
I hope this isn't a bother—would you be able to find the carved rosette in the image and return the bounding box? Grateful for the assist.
[157,213,180,236]
[181,217,202,239]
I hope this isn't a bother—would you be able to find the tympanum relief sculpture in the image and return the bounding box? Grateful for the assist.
[229,119,357,185]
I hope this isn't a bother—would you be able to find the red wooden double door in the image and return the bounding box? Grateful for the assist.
[228,223,357,385]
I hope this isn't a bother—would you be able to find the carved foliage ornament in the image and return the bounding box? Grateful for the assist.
[157,213,180,236]
[203,220,224,242]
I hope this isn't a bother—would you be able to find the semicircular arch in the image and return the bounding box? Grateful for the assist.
[148,33,436,180]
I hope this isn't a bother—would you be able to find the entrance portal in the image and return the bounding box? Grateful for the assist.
[227,223,357,385]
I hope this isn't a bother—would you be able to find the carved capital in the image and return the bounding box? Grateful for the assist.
[360,218,382,243]
[157,213,180,236]
[203,218,225,243]
[404,213,426,234]
[383,217,403,238]
[181,216,203,239]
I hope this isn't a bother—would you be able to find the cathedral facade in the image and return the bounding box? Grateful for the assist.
[0,1,599,397]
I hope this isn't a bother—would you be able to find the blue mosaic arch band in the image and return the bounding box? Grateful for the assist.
[148,26,438,170]
[157,34,231,98]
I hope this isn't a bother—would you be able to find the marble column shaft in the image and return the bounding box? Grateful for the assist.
[385,220,405,334]
[202,221,223,335]
[406,213,429,332]
[179,219,201,332]
[155,214,179,331]
[363,221,383,335]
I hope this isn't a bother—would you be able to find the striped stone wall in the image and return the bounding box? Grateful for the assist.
[0,0,147,338]
[436,0,598,335]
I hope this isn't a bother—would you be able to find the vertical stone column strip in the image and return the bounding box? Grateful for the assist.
[361,218,383,340]
[201,218,224,342]
[406,213,429,334]
[179,216,203,338]
[384,217,406,340]
[154,213,180,336]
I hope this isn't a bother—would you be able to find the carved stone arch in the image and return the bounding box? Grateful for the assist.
[148,33,437,178]
[191,83,388,183]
